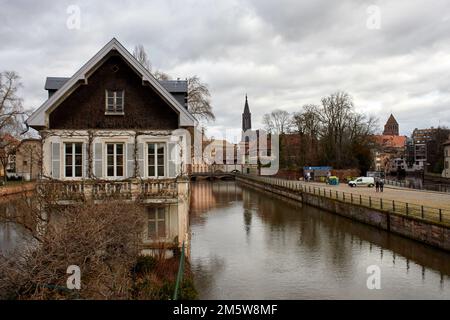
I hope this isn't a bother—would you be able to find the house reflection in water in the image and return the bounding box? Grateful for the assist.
[190,181,243,223]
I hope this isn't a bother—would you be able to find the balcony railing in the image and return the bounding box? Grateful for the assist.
[37,178,181,202]
[139,179,178,199]
[92,181,132,200]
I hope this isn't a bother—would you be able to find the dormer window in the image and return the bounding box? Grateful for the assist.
[105,90,124,114]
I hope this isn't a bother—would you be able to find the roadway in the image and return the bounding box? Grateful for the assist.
[303,180,450,211]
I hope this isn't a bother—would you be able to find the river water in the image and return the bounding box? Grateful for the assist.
[189,181,450,299]
[1,181,449,300]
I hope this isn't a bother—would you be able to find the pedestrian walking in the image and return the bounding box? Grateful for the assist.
[375,179,380,192]
[379,179,384,192]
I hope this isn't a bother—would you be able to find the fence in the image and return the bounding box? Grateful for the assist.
[173,241,185,300]
[385,179,450,194]
[239,175,450,225]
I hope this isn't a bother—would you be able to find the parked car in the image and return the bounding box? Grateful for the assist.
[348,177,375,187]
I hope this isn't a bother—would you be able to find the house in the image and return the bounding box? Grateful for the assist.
[411,127,450,171]
[370,134,406,173]
[27,38,197,250]
[15,139,42,181]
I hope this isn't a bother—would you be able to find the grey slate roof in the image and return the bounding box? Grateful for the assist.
[44,77,187,94]
[44,77,70,90]
[158,80,188,93]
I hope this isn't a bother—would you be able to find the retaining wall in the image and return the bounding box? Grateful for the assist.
[237,176,450,252]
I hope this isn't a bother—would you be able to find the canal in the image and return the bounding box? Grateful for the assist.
[189,181,450,299]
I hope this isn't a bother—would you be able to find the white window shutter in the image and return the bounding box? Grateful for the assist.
[51,142,60,179]
[168,142,180,178]
[94,143,103,178]
[137,143,144,177]
[83,143,88,178]
[126,143,135,178]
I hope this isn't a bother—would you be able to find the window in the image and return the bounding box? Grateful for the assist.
[64,143,83,177]
[106,143,124,177]
[105,90,124,114]
[148,143,165,178]
[148,207,166,239]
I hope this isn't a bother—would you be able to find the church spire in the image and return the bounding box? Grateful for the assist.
[242,94,251,132]
[244,94,250,114]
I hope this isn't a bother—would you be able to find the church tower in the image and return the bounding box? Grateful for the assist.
[383,114,399,136]
[242,94,252,132]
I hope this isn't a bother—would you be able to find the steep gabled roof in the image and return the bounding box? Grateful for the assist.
[371,135,406,148]
[27,38,196,129]
[386,114,398,125]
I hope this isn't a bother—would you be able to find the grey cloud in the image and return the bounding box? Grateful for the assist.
[1,0,450,137]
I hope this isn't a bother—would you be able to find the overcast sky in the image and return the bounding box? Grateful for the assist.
[2,0,450,141]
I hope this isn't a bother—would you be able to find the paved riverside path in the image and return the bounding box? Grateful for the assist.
[303,181,450,211]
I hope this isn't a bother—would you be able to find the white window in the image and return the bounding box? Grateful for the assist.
[106,143,124,177]
[105,90,124,114]
[148,207,167,239]
[148,143,165,178]
[64,142,83,177]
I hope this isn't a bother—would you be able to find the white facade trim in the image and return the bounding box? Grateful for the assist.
[42,130,181,181]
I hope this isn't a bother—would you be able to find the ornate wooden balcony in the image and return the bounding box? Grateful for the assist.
[36,178,186,204]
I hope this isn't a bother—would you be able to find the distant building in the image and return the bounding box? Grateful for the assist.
[405,137,415,167]
[15,139,42,180]
[412,127,450,171]
[383,114,399,136]
[370,135,406,173]
[443,139,450,178]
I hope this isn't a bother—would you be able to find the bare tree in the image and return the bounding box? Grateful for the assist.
[262,109,291,134]
[292,104,321,137]
[153,70,171,81]
[132,45,215,122]
[132,44,151,71]
[0,137,17,183]
[291,105,321,166]
[187,76,215,122]
[0,71,26,135]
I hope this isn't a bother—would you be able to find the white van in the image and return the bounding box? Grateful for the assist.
[348,177,375,187]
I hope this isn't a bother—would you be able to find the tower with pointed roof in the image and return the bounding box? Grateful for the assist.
[383,114,399,136]
[242,94,252,133]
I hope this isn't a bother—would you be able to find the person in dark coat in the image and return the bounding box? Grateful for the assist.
[379,179,384,192]
[375,179,380,192]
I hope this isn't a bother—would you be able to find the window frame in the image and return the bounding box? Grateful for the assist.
[147,142,166,179]
[63,142,84,178]
[147,206,169,240]
[105,90,125,115]
[106,143,125,178]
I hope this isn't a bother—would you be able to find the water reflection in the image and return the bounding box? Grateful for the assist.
[190,181,450,299]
